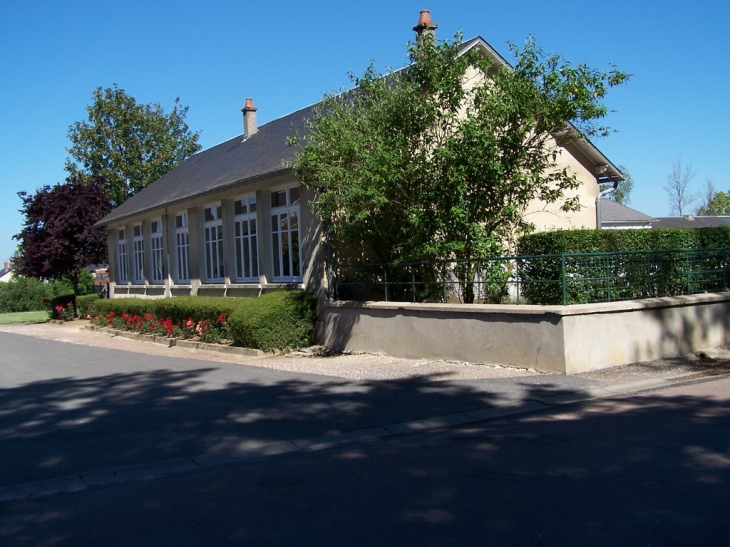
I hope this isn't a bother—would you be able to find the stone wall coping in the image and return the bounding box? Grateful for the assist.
[326,291,730,317]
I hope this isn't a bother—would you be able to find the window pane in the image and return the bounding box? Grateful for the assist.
[282,230,290,277]
[205,208,214,222]
[234,200,245,215]
[251,235,258,277]
[280,212,288,231]
[134,225,142,237]
[250,218,257,235]
[241,221,249,236]
[176,215,183,228]
[292,229,300,277]
[289,186,300,205]
[290,211,298,230]
[243,241,250,279]
[249,196,257,212]
[273,235,280,278]
[271,214,278,233]
[216,206,222,220]
[271,190,286,208]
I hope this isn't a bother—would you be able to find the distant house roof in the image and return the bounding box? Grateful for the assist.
[652,216,730,229]
[96,35,623,228]
[600,199,655,227]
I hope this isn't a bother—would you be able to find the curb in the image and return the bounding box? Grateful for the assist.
[3,368,729,505]
[83,325,264,357]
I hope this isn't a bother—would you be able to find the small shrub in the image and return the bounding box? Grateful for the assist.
[228,291,317,352]
[76,294,101,319]
[47,294,76,320]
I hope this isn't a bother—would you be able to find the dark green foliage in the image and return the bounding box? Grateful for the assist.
[293,33,628,303]
[66,86,201,207]
[76,294,102,318]
[516,228,730,304]
[48,294,76,320]
[93,296,249,325]
[0,277,50,313]
[227,291,317,352]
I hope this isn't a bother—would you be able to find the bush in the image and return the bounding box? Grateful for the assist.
[516,228,730,305]
[76,294,102,318]
[0,276,51,313]
[47,294,76,320]
[228,291,317,352]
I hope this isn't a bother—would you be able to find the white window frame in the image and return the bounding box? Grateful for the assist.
[270,185,302,282]
[132,224,144,284]
[203,203,225,283]
[150,218,164,284]
[175,212,190,283]
[117,229,128,284]
[234,194,259,282]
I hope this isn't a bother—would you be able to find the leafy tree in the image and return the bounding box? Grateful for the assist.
[696,179,730,215]
[65,86,201,206]
[613,165,634,205]
[664,158,697,216]
[292,34,628,302]
[13,176,111,295]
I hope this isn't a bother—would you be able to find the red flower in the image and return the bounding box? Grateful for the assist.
[122,312,128,319]
[217,313,226,324]
[55,305,64,313]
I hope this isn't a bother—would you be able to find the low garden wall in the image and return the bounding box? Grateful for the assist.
[318,293,730,374]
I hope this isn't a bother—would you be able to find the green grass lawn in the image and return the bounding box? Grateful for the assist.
[0,311,48,325]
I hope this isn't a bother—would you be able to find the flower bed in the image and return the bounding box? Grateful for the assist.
[93,310,230,344]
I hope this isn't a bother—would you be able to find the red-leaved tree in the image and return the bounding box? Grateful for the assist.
[14,176,111,295]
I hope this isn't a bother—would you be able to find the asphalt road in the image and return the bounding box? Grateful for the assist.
[1,331,729,546]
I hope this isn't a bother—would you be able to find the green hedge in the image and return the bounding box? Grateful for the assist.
[517,227,730,256]
[228,291,317,352]
[516,228,730,305]
[93,296,250,324]
[76,294,102,318]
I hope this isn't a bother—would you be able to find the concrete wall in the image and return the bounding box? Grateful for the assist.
[319,293,730,374]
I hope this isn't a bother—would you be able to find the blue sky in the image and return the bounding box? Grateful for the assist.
[1,0,728,264]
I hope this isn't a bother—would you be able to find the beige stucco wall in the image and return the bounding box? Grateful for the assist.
[319,293,730,374]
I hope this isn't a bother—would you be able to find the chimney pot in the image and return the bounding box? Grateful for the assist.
[413,9,438,39]
[242,98,258,139]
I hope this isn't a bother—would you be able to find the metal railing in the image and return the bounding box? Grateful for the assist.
[331,247,730,305]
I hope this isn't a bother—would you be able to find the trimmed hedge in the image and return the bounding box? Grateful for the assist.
[516,228,730,305]
[94,296,249,325]
[76,294,102,318]
[228,291,317,352]
[93,292,318,352]
[517,227,730,256]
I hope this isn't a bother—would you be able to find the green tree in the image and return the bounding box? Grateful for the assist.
[613,165,634,205]
[696,179,730,215]
[65,86,201,206]
[292,34,628,302]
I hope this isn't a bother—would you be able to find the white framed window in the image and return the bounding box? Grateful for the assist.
[234,195,259,282]
[132,224,144,284]
[150,219,164,283]
[117,229,128,284]
[203,204,224,282]
[175,212,190,283]
[270,185,301,281]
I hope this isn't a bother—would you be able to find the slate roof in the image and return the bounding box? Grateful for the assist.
[651,216,730,229]
[97,103,315,226]
[600,199,655,226]
[97,35,623,227]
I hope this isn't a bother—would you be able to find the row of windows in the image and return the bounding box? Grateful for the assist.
[116,187,302,285]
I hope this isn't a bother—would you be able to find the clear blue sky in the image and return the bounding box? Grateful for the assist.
[1,0,728,264]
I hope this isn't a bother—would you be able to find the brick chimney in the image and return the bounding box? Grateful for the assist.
[242,98,258,139]
[413,10,437,42]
